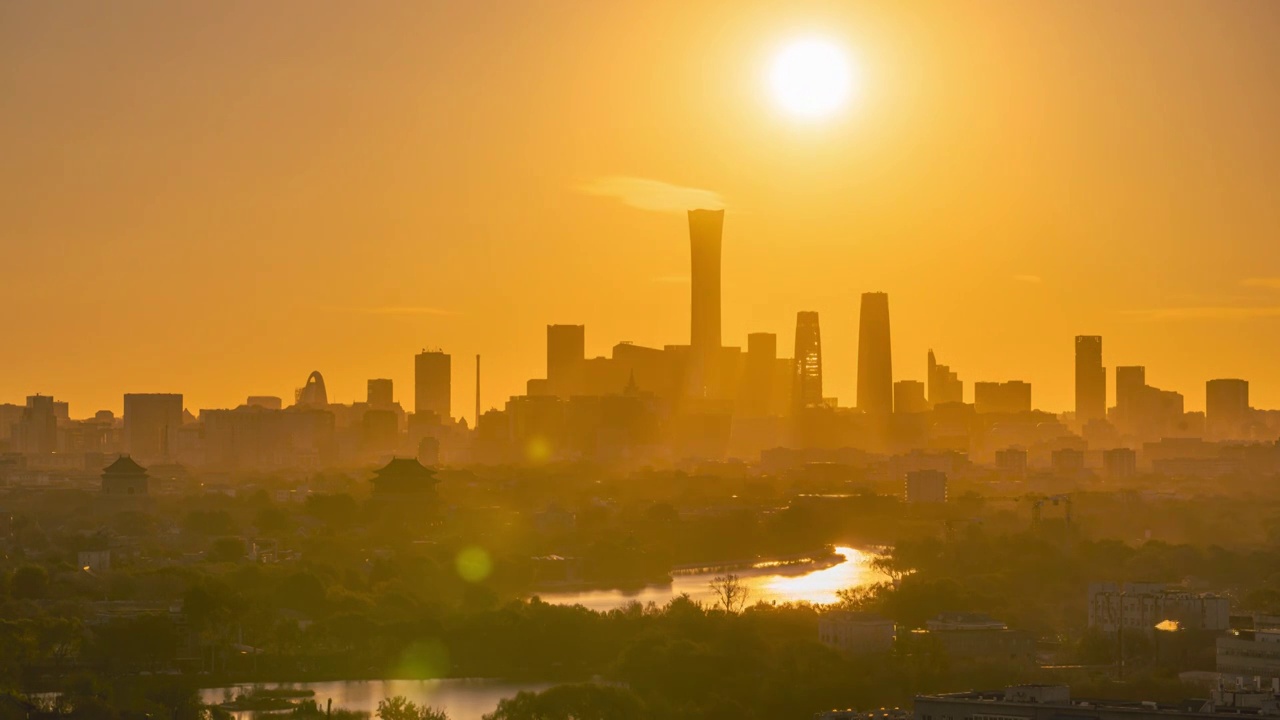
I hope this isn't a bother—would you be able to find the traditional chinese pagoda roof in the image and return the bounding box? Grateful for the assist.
[373,457,435,479]
[370,457,438,494]
[103,455,148,476]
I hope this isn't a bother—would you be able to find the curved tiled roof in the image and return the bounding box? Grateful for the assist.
[103,455,147,475]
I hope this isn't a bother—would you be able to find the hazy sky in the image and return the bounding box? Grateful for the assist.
[4,1,1280,420]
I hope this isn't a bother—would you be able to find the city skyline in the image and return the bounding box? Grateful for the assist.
[6,5,1280,717]
[0,204,1267,426]
[5,2,1280,419]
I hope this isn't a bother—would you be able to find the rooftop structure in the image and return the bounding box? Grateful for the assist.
[370,457,439,496]
[101,455,148,496]
[915,683,1280,720]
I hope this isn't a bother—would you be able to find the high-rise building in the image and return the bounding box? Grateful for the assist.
[1114,366,1146,422]
[123,393,183,461]
[793,312,823,411]
[894,380,929,414]
[367,378,394,407]
[16,395,59,454]
[688,209,724,397]
[857,292,893,414]
[1075,336,1106,423]
[742,332,778,417]
[973,381,1032,414]
[927,350,963,406]
[0,403,23,445]
[547,324,586,398]
[1206,378,1249,440]
[415,351,451,423]
[295,371,329,407]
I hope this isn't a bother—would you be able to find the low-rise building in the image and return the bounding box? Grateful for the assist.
[101,455,149,496]
[1218,629,1280,682]
[818,611,895,655]
[904,470,947,504]
[1088,582,1230,635]
[919,613,1035,666]
[915,683,1280,720]
[1103,448,1137,479]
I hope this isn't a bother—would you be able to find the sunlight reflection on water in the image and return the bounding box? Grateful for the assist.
[538,546,887,611]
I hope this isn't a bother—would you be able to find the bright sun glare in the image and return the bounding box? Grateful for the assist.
[768,37,854,120]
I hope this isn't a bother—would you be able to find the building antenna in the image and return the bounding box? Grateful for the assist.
[475,354,481,428]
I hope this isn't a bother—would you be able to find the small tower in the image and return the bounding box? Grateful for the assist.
[102,455,149,496]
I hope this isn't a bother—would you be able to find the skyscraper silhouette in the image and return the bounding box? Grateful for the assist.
[792,311,822,411]
[857,292,893,414]
[415,350,451,423]
[1074,336,1105,423]
[743,332,777,417]
[688,209,723,397]
[367,378,393,407]
[927,350,963,406]
[1206,378,1249,440]
[296,371,328,407]
[893,380,929,414]
[546,324,586,399]
[123,393,183,461]
[1114,365,1145,428]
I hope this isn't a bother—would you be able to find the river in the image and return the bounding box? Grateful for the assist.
[200,679,555,719]
[201,546,884,717]
[535,545,886,611]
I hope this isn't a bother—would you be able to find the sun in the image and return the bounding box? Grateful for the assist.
[768,37,854,120]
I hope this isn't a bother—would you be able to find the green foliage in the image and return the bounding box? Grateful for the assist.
[483,684,645,720]
[207,537,248,563]
[9,565,49,600]
[376,695,450,720]
[184,509,238,536]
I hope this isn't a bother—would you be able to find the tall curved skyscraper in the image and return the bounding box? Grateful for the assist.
[687,209,723,398]
[296,371,329,407]
[857,292,893,414]
[793,311,823,411]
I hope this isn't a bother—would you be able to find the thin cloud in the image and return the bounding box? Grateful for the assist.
[1121,306,1280,321]
[579,176,725,213]
[1013,274,1042,284]
[1241,277,1280,290]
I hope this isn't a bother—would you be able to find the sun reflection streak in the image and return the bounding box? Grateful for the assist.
[757,546,888,606]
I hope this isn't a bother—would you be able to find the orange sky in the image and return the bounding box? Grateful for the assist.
[3,1,1280,420]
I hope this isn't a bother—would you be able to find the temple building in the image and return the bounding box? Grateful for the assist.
[101,455,149,496]
[370,457,439,496]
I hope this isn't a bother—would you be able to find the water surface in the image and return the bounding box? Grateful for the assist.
[535,546,886,611]
[200,679,553,720]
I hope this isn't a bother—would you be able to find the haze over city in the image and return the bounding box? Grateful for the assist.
[5,1,1280,419]
[7,3,1280,720]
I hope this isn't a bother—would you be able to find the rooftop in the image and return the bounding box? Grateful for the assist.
[102,455,147,475]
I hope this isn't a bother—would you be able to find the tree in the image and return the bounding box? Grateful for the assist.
[9,566,49,600]
[206,537,247,563]
[870,555,909,585]
[708,574,749,613]
[483,685,645,720]
[377,695,450,720]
